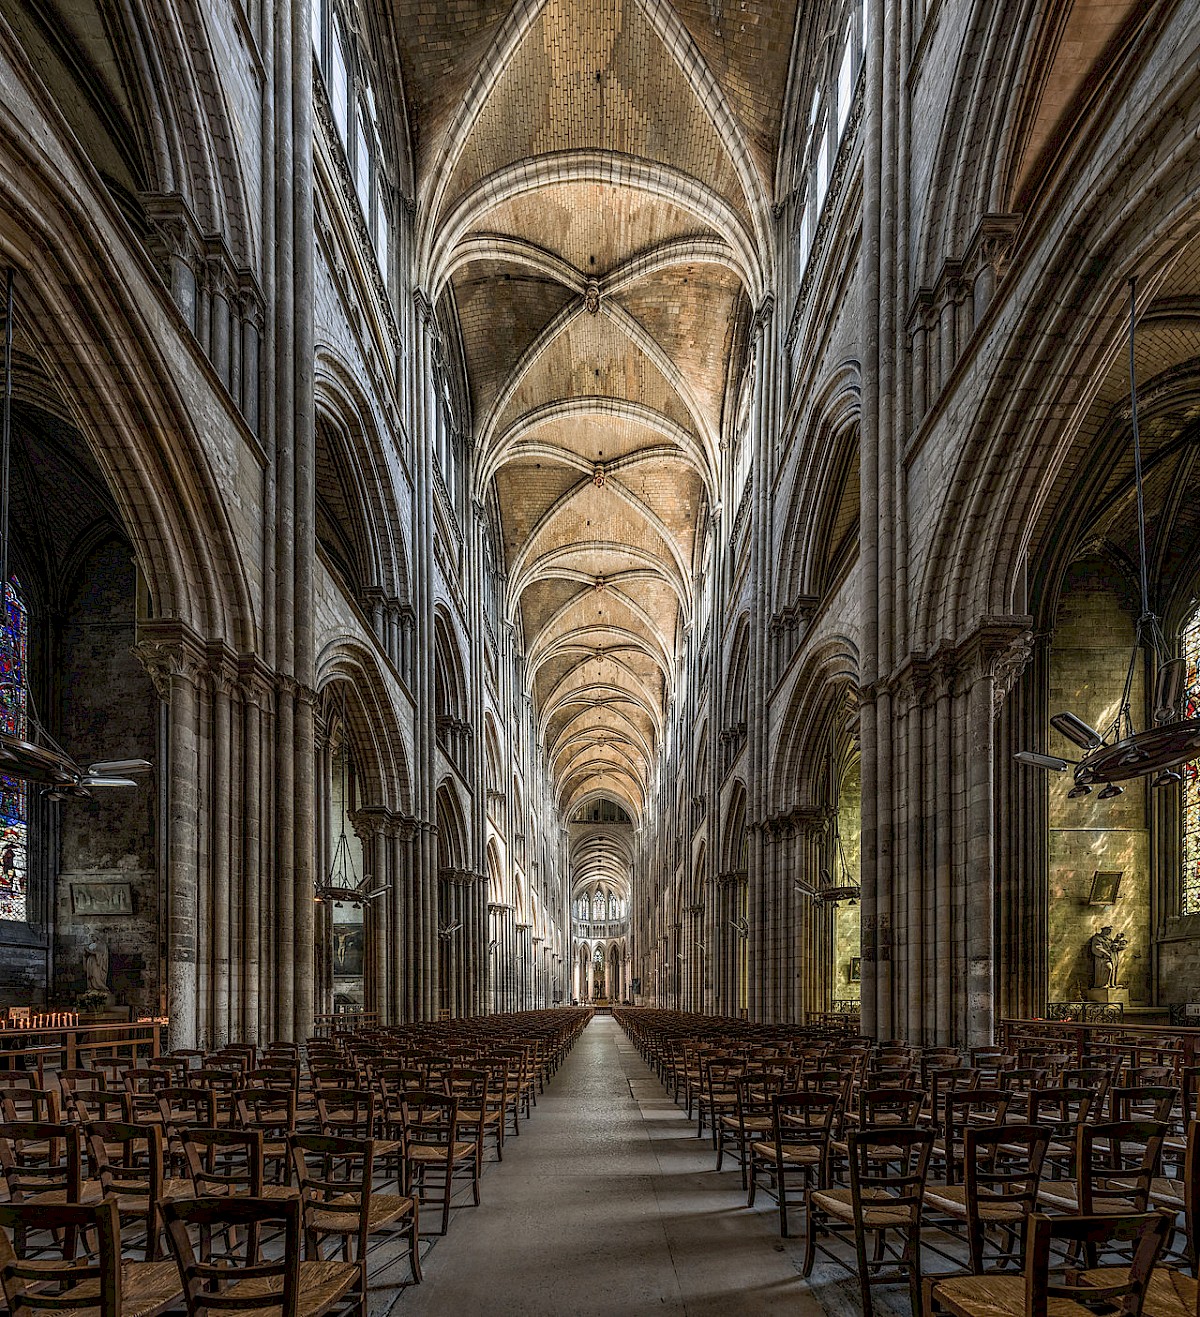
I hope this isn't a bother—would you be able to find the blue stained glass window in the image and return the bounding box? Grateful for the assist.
[1183,609,1200,916]
[0,580,28,923]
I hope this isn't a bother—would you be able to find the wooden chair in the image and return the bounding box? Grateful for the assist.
[124,1070,168,1126]
[235,1087,296,1185]
[182,1127,265,1198]
[0,1088,58,1124]
[161,1194,356,1317]
[0,1121,83,1207]
[66,1088,131,1126]
[57,1068,104,1097]
[157,1087,219,1176]
[85,1121,182,1259]
[718,1071,776,1188]
[290,1132,421,1300]
[926,1210,1174,1317]
[193,1069,240,1124]
[143,1056,189,1087]
[923,1123,1049,1273]
[804,1124,934,1317]
[86,1058,130,1087]
[492,1047,535,1132]
[1039,1120,1168,1218]
[1111,1085,1180,1125]
[747,1091,837,1237]
[699,1057,743,1146]
[474,1057,512,1159]
[448,1068,495,1176]
[0,1197,121,1317]
[401,1091,479,1235]
[923,1068,980,1131]
[830,1087,926,1183]
[932,1088,1011,1186]
[1027,1085,1095,1180]
[996,1066,1046,1120]
[0,1196,183,1317]
[316,1089,375,1140]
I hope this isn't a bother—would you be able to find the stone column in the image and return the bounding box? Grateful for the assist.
[238,662,273,1041]
[133,633,206,1051]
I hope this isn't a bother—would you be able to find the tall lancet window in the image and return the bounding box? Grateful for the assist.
[0,579,28,922]
[1183,606,1200,914]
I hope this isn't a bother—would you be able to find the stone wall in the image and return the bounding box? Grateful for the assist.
[1047,558,1150,1006]
[54,540,158,1016]
[833,758,861,1001]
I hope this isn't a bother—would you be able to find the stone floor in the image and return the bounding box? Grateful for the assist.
[383,1015,901,1317]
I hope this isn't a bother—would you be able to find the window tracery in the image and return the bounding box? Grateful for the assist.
[0,580,28,923]
[312,0,390,276]
[1183,608,1200,914]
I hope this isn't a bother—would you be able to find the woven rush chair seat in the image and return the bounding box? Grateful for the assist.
[205,1260,360,1314]
[1149,1176,1187,1210]
[752,1141,822,1167]
[408,1139,477,1163]
[1037,1182,1140,1213]
[922,1183,1028,1222]
[925,1210,1173,1317]
[808,1186,918,1229]
[162,1193,358,1317]
[1077,1266,1195,1317]
[304,1191,416,1235]
[58,1261,184,1317]
[927,1273,1102,1317]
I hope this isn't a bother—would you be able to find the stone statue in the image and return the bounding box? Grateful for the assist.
[1089,925,1127,990]
[83,937,111,998]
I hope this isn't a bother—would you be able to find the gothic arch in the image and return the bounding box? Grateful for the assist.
[777,362,862,608]
[771,638,859,817]
[0,203,257,650]
[432,608,467,721]
[722,781,748,874]
[724,617,751,731]
[314,354,411,608]
[315,638,414,815]
[914,48,1200,649]
[435,779,469,873]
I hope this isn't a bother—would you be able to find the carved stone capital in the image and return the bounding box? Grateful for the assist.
[131,624,207,699]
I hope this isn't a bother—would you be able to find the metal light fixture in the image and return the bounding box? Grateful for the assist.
[795,811,861,904]
[1017,279,1200,793]
[315,692,375,905]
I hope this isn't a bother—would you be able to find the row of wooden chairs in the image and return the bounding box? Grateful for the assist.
[618,1008,1200,1316]
[0,1008,591,1317]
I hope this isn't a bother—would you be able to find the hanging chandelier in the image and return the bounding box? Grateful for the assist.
[315,690,389,905]
[794,812,860,904]
[1016,278,1200,797]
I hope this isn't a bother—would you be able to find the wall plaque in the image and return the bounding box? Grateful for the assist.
[71,883,133,917]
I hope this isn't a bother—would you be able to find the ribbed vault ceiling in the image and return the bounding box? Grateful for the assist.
[393,0,798,821]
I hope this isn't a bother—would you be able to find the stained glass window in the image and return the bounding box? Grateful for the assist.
[1184,609,1200,915]
[0,580,27,923]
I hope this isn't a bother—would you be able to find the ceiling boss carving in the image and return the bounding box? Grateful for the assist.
[395,0,791,824]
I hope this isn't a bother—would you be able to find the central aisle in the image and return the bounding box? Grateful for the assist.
[394,1016,828,1317]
